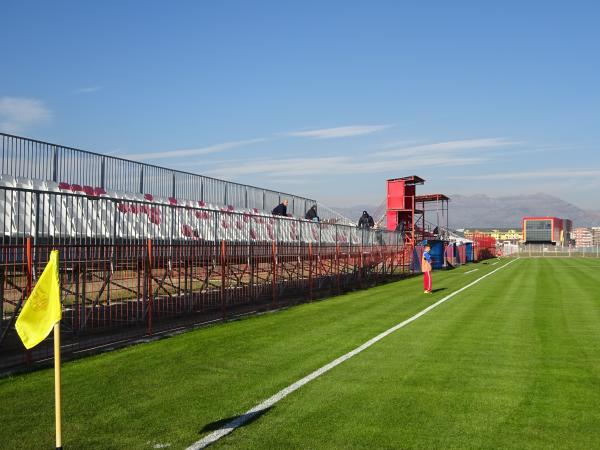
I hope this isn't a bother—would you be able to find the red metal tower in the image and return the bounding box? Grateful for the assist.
[386,175,449,245]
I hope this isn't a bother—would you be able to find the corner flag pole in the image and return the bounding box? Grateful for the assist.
[54,322,62,450]
[14,249,63,449]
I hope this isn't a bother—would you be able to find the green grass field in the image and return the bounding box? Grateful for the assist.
[1,257,599,449]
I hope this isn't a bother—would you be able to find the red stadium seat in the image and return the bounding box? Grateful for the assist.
[181,224,194,237]
[117,203,130,213]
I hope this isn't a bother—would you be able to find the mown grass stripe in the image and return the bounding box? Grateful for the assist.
[187,258,519,449]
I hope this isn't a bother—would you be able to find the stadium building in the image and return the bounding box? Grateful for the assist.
[522,217,572,245]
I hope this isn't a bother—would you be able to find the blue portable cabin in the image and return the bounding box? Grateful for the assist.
[425,239,445,270]
[465,242,473,262]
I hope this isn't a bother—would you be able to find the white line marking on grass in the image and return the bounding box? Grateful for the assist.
[464,269,479,274]
[186,258,520,449]
[491,261,499,266]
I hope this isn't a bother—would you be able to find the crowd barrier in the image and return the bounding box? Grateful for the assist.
[508,244,600,257]
[0,183,410,371]
[0,170,498,371]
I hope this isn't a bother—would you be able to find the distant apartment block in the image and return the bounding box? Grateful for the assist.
[490,229,522,242]
[573,227,593,248]
[592,227,600,246]
[463,229,522,242]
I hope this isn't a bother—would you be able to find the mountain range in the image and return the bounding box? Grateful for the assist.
[333,193,600,229]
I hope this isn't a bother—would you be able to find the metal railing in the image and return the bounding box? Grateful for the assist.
[0,132,319,218]
[0,186,411,371]
[511,244,600,257]
[0,185,400,245]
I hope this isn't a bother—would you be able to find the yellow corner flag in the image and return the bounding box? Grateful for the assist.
[15,250,61,349]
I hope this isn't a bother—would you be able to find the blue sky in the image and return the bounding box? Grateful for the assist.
[1,0,599,209]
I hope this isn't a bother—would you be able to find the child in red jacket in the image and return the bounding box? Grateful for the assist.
[422,244,432,293]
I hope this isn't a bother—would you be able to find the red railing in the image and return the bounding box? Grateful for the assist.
[0,237,413,370]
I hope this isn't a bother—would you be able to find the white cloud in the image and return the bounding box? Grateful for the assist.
[73,86,102,94]
[205,153,485,179]
[375,138,516,157]
[122,138,268,161]
[452,168,600,180]
[379,139,424,149]
[0,97,52,133]
[287,124,393,139]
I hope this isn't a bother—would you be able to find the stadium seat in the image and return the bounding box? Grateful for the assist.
[16,177,34,189]
[0,188,15,236]
[0,174,17,187]
[0,173,321,243]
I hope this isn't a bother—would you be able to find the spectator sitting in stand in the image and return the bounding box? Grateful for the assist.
[358,210,375,228]
[272,199,289,216]
[305,205,320,222]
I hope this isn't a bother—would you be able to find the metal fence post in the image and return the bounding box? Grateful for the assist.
[358,244,363,287]
[146,239,153,335]
[139,166,144,194]
[52,146,58,182]
[0,266,3,338]
[249,241,255,303]
[308,242,313,301]
[220,240,227,320]
[272,241,277,308]
[336,243,341,293]
[100,157,106,189]
[24,237,33,364]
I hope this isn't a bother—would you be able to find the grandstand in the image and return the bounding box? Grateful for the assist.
[0,133,410,370]
[0,133,496,371]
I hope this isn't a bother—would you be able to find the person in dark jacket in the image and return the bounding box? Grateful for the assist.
[358,211,374,228]
[272,199,288,216]
[395,220,405,235]
[305,205,319,222]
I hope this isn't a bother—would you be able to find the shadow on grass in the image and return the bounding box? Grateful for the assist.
[430,288,446,294]
[200,406,272,434]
